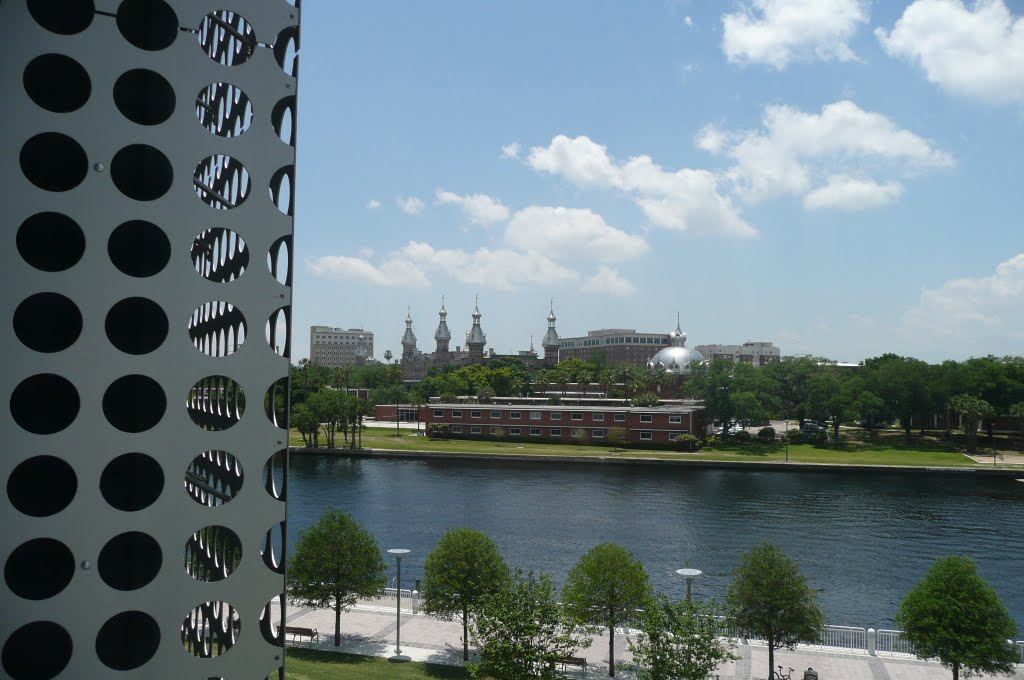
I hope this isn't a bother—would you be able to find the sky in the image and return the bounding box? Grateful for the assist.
[290,0,1024,365]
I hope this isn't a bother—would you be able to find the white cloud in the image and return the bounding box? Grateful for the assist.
[504,206,648,262]
[705,100,952,206]
[306,255,430,288]
[366,199,381,209]
[876,0,1024,103]
[581,266,636,297]
[802,176,904,210]
[527,134,756,237]
[436,189,510,225]
[901,254,1024,340]
[397,241,579,291]
[694,124,730,154]
[722,0,869,69]
[396,195,425,215]
[501,142,521,159]
[684,16,694,28]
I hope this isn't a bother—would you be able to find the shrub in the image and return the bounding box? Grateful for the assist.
[704,435,719,448]
[608,388,625,399]
[547,394,561,405]
[787,428,803,443]
[757,426,776,442]
[734,430,753,443]
[674,433,700,452]
[805,430,828,446]
[632,392,659,407]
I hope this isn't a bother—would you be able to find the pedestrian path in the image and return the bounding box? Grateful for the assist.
[282,604,1024,679]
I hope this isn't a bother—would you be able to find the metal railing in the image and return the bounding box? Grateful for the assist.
[875,628,916,657]
[811,625,867,652]
[353,587,421,614]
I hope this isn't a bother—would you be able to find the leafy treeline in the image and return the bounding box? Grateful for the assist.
[290,509,1018,679]
[685,354,1024,450]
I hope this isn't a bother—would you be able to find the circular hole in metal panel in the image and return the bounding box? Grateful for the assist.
[103,375,166,433]
[187,376,246,431]
[111,144,173,201]
[185,450,242,507]
[116,0,178,51]
[8,456,77,517]
[2,621,72,679]
[10,374,79,435]
[98,531,162,590]
[95,610,160,670]
[4,538,75,600]
[23,54,91,113]
[105,297,168,355]
[100,452,164,512]
[28,0,95,35]
[108,220,170,277]
[20,133,88,192]
[113,69,175,125]
[191,228,248,282]
[13,292,82,353]
[185,525,242,582]
[17,212,85,272]
[198,11,256,66]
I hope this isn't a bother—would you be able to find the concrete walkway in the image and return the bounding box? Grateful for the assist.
[282,605,1024,680]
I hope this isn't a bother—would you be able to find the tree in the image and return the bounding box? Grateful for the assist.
[563,543,654,677]
[469,570,592,680]
[571,428,586,449]
[493,427,505,446]
[607,426,628,452]
[896,556,1018,680]
[629,596,737,680]
[384,349,393,364]
[291,402,320,447]
[287,508,387,646]
[725,542,824,680]
[422,528,511,662]
[948,394,994,454]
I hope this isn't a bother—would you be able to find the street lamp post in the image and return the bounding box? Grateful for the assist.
[387,548,411,660]
[785,419,790,462]
[675,567,702,601]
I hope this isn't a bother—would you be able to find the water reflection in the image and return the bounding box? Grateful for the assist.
[287,455,1024,628]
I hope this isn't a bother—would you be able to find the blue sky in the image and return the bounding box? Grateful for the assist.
[291,0,1024,364]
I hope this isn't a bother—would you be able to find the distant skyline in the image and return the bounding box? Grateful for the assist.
[292,1,1024,364]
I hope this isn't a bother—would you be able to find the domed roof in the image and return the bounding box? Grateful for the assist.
[646,316,703,374]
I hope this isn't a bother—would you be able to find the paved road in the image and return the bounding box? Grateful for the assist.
[280,604,1024,680]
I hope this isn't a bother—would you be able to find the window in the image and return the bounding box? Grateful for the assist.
[614,413,626,422]
[491,410,501,419]
[433,410,443,418]
[592,413,604,421]
[669,415,682,424]
[572,412,583,421]
[510,411,521,419]
[640,431,653,440]
[490,427,499,434]
[471,410,481,418]
[471,425,481,434]
[530,427,541,436]
[640,414,652,423]
[530,411,541,420]
[593,429,605,438]
[550,428,561,437]
[510,427,521,436]
[451,424,463,433]
[551,412,562,420]
[453,410,462,418]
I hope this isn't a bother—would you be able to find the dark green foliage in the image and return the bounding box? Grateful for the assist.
[757,426,776,442]
[674,433,700,451]
[469,570,592,680]
[563,543,654,677]
[733,430,752,443]
[725,542,825,680]
[422,529,511,662]
[632,392,659,407]
[896,556,1018,680]
[607,426,628,451]
[288,508,387,646]
[948,394,994,454]
[629,597,737,680]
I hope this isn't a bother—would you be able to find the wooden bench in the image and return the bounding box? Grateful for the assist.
[282,625,318,646]
[556,656,587,676]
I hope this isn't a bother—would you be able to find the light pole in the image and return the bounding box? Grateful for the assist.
[675,567,702,601]
[388,548,411,660]
[785,419,789,462]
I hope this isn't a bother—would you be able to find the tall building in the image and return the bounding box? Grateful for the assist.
[694,341,780,367]
[465,296,487,363]
[309,325,375,368]
[541,301,560,368]
[558,328,671,366]
[3,3,296,678]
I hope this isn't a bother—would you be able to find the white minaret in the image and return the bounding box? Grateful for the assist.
[541,299,560,367]
[465,295,486,363]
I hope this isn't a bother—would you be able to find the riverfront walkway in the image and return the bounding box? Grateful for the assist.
[282,605,1024,680]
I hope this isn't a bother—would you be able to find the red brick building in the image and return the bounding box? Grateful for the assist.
[422,402,708,446]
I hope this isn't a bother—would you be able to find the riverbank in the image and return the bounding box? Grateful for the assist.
[290,445,1024,476]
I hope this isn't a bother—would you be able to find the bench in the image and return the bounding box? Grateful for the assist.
[556,656,587,676]
[282,625,318,646]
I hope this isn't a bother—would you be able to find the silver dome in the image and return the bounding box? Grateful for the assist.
[647,315,703,374]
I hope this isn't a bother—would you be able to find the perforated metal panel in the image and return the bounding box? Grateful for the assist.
[1,1,297,677]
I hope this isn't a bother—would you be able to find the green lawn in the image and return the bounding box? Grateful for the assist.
[286,649,471,679]
[285,426,1024,468]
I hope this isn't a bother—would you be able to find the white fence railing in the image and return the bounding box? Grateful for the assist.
[353,587,421,614]
[341,590,1024,663]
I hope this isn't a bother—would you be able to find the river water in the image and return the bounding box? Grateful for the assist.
[286,455,1024,629]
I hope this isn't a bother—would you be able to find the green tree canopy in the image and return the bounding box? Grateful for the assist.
[896,556,1018,680]
[629,597,737,680]
[562,543,654,677]
[287,508,387,646]
[422,528,511,661]
[725,542,825,680]
[948,394,995,454]
[469,570,592,680]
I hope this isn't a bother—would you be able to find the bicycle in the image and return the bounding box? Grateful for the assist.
[772,666,795,680]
